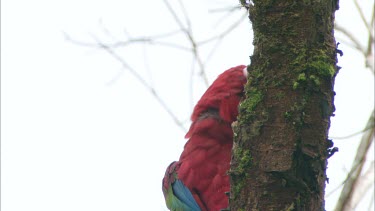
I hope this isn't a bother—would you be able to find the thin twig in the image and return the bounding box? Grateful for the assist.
[349,160,374,210]
[335,24,365,52]
[98,19,119,42]
[142,29,184,39]
[203,38,224,66]
[189,54,196,113]
[212,6,239,28]
[335,111,375,211]
[66,0,250,132]
[328,161,375,208]
[177,0,192,33]
[111,39,191,51]
[162,0,187,33]
[162,0,209,86]
[208,6,240,13]
[353,0,373,38]
[337,0,375,72]
[197,12,248,45]
[142,44,154,89]
[65,33,191,52]
[330,125,374,140]
[368,190,375,211]
[123,28,132,39]
[365,6,375,70]
[82,34,187,132]
[326,152,370,198]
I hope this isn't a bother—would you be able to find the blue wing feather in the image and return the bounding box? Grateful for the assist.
[172,179,201,211]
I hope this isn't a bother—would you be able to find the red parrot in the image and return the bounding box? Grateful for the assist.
[162,65,248,211]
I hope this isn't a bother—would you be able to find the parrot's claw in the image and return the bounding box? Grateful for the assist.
[220,208,230,211]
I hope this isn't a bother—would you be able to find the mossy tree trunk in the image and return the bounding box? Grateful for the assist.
[229,0,340,210]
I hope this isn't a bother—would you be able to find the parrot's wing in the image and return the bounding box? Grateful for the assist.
[171,179,201,211]
[163,162,203,211]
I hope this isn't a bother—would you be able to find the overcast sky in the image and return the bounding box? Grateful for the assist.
[2,0,374,210]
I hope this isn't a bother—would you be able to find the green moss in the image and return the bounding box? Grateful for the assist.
[284,98,308,127]
[306,50,336,78]
[293,81,299,90]
[232,181,244,199]
[290,45,336,92]
[238,86,268,137]
[232,148,252,176]
[275,92,286,100]
[309,75,320,86]
[284,111,292,120]
[290,46,307,67]
[293,74,304,90]
[282,193,302,210]
[251,67,265,81]
[295,193,301,208]
[297,73,306,81]
[242,88,262,111]
[237,150,252,174]
[283,202,295,211]
[269,41,283,53]
[231,148,253,198]
[308,60,335,78]
[239,86,264,126]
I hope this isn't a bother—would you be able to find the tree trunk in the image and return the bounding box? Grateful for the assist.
[229,1,340,210]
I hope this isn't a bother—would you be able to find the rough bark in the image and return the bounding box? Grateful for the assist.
[229,0,340,210]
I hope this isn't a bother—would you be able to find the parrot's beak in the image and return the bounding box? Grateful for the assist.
[243,66,248,77]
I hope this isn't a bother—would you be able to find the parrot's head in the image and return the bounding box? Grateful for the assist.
[190,65,248,124]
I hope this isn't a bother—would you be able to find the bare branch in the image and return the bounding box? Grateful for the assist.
[335,110,375,211]
[335,15,375,72]
[349,160,375,210]
[330,125,374,140]
[162,0,209,86]
[335,24,365,52]
[141,44,154,89]
[64,32,191,52]
[328,161,375,208]
[162,0,187,33]
[326,152,371,198]
[111,39,191,51]
[208,6,240,13]
[335,0,374,72]
[197,12,248,46]
[353,0,374,38]
[368,191,375,211]
[365,6,375,71]
[67,33,188,132]
[211,6,241,28]
[98,19,119,42]
[177,0,192,33]
[203,38,224,66]
[189,54,196,112]
[66,1,252,134]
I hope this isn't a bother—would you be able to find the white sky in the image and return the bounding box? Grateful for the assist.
[2,0,374,211]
